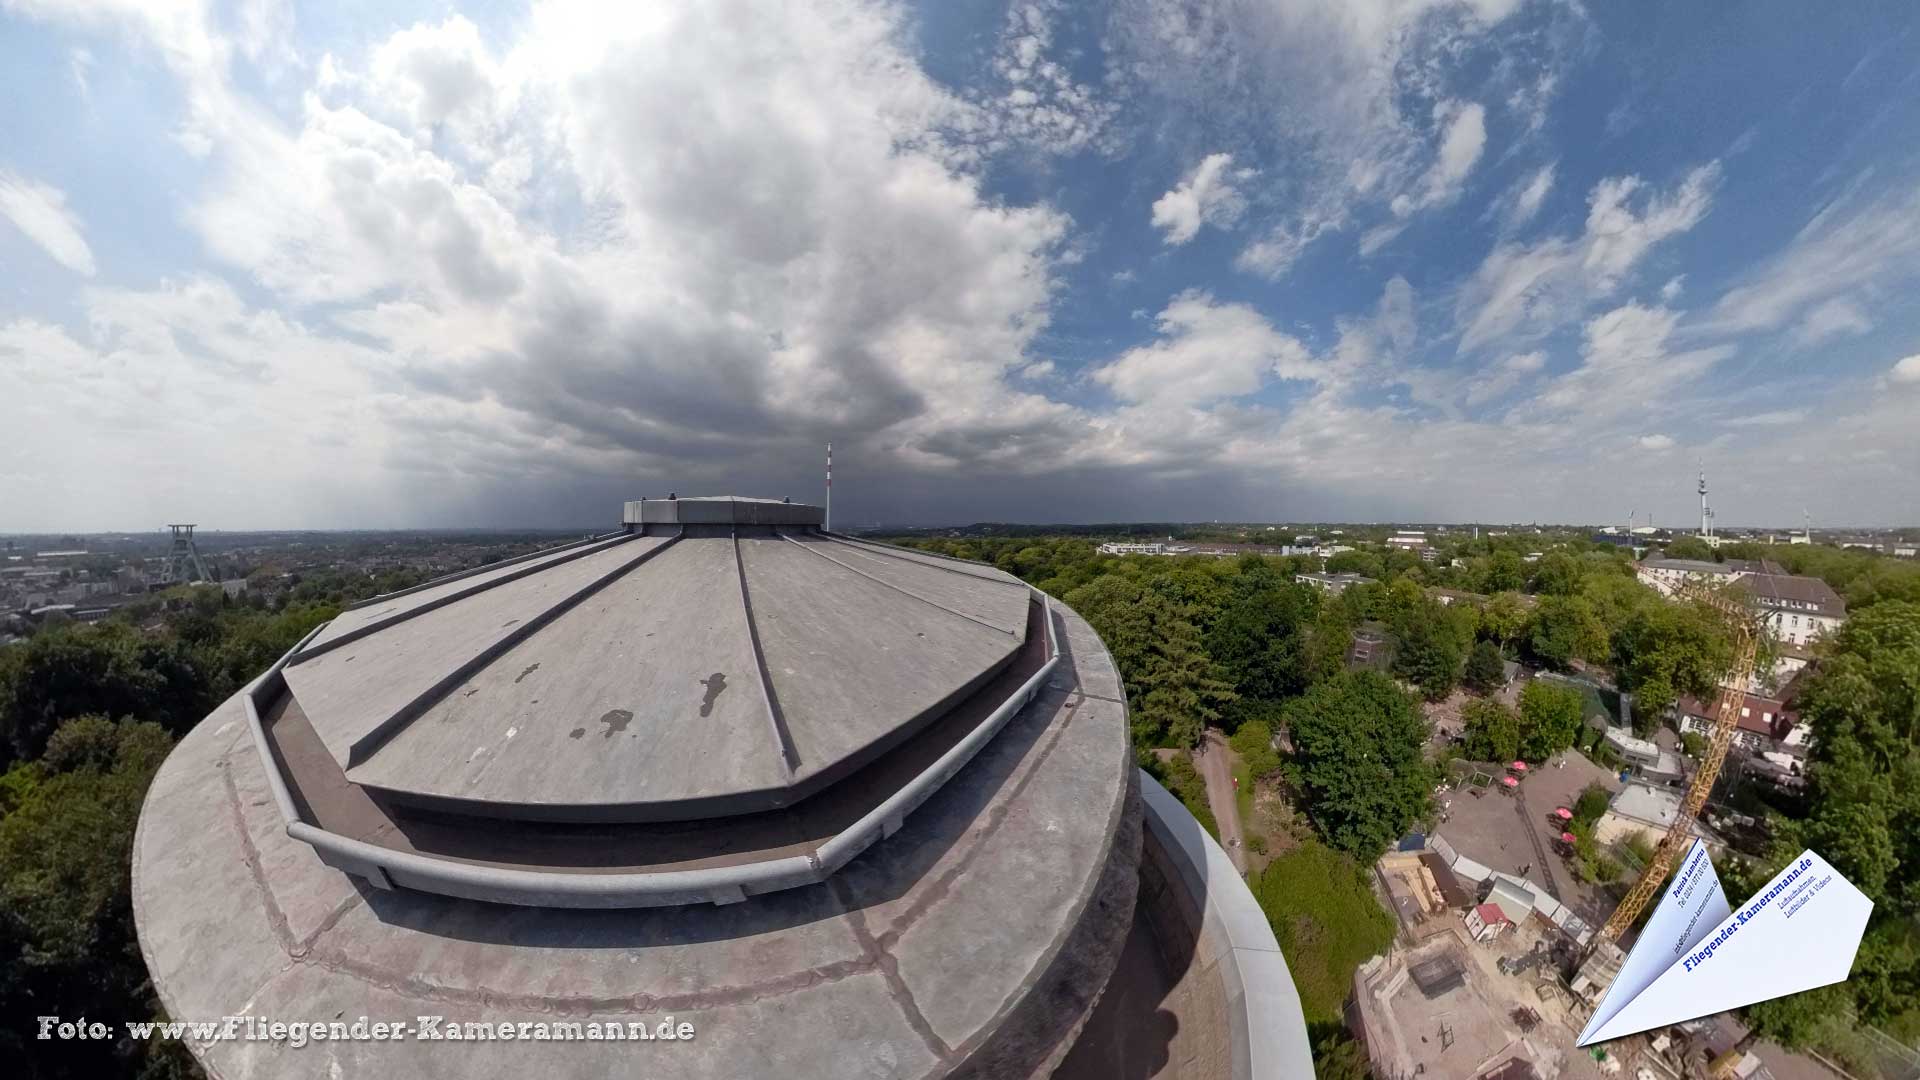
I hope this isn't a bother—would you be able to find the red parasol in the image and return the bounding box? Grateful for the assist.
[1560,832,1577,843]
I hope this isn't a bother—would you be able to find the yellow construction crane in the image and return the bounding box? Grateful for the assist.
[1592,581,1760,945]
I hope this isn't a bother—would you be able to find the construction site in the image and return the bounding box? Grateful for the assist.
[1347,576,1859,1080]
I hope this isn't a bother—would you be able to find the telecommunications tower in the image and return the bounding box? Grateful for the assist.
[1697,467,1714,540]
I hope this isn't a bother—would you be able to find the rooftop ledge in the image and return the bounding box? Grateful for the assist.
[242,576,1062,909]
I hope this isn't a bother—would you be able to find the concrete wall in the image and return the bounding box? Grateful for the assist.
[1137,771,1314,1080]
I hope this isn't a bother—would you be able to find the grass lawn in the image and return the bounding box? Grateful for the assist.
[1249,840,1396,1026]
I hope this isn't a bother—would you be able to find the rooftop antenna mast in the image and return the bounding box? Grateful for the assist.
[1803,509,1812,544]
[162,524,212,585]
[1697,464,1713,540]
[825,442,833,533]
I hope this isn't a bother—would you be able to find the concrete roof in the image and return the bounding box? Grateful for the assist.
[1640,557,1732,573]
[1606,782,1684,829]
[280,524,1031,823]
[133,599,1146,1080]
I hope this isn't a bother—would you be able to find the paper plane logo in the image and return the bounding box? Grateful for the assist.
[1577,841,1873,1045]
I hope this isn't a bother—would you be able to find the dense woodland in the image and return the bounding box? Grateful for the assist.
[0,568,425,1079]
[1,533,1917,1076]
[895,534,1920,1060]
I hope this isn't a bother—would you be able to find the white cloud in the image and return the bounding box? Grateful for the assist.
[0,0,1094,511]
[1500,162,1556,231]
[0,171,96,275]
[1533,302,1732,419]
[1637,433,1675,450]
[1462,349,1546,406]
[976,0,1117,155]
[1456,162,1719,353]
[1789,297,1873,348]
[1892,354,1920,386]
[1093,291,1315,406]
[1710,179,1920,335]
[1151,153,1248,245]
[1660,275,1684,302]
[1110,0,1580,279]
[1392,100,1487,218]
[1582,167,1719,288]
[68,47,94,99]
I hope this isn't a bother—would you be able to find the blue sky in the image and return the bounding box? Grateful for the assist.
[1,0,1916,530]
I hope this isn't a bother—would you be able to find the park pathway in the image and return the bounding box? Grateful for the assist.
[1194,730,1249,874]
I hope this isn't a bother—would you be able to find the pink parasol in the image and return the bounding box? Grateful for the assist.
[1511,761,1529,772]
[1501,776,1519,787]
[1555,807,1573,820]
[1560,831,1577,843]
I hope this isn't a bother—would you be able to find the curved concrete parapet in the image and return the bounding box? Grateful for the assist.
[133,597,1139,1080]
[1135,770,1316,1080]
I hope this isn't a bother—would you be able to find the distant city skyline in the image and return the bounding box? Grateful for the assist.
[3,1,1918,532]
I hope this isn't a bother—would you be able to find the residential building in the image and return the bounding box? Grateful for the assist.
[1634,556,1743,596]
[1739,570,1846,646]
[1674,680,1809,755]
[1635,556,1846,646]
[1097,541,1167,555]
[1295,570,1375,594]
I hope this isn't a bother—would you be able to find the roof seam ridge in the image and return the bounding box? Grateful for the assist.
[339,530,622,612]
[291,532,638,666]
[777,532,1018,636]
[735,527,803,777]
[342,531,682,770]
[820,533,1018,585]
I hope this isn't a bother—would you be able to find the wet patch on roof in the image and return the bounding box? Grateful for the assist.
[599,709,633,738]
[698,672,727,717]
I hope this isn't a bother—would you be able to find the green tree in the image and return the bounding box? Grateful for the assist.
[1282,671,1433,858]
[1391,606,1464,700]
[1325,550,1385,581]
[0,623,210,763]
[1070,579,1235,748]
[1572,782,1610,825]
[1460,698,1521,763]
[1663,536,1718,562]
[1524,594,1608,670]
[1228,719,1283,781]
[1528,551,1584,596]
[1206,564,1315,719]
[1479,591,1530,646]
[1613,599,1735,721]
[0,716,179,1075]
[1463,640,1506,694]
[1481,550,1526,593]
[1518,680,1585,761]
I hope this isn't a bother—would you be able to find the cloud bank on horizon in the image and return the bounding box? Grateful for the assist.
[0,0,1916,531]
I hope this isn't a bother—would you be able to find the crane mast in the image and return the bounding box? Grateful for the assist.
[1592,583,1758,945]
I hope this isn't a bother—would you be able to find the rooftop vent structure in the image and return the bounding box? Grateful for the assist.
[240,497,1059,908]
